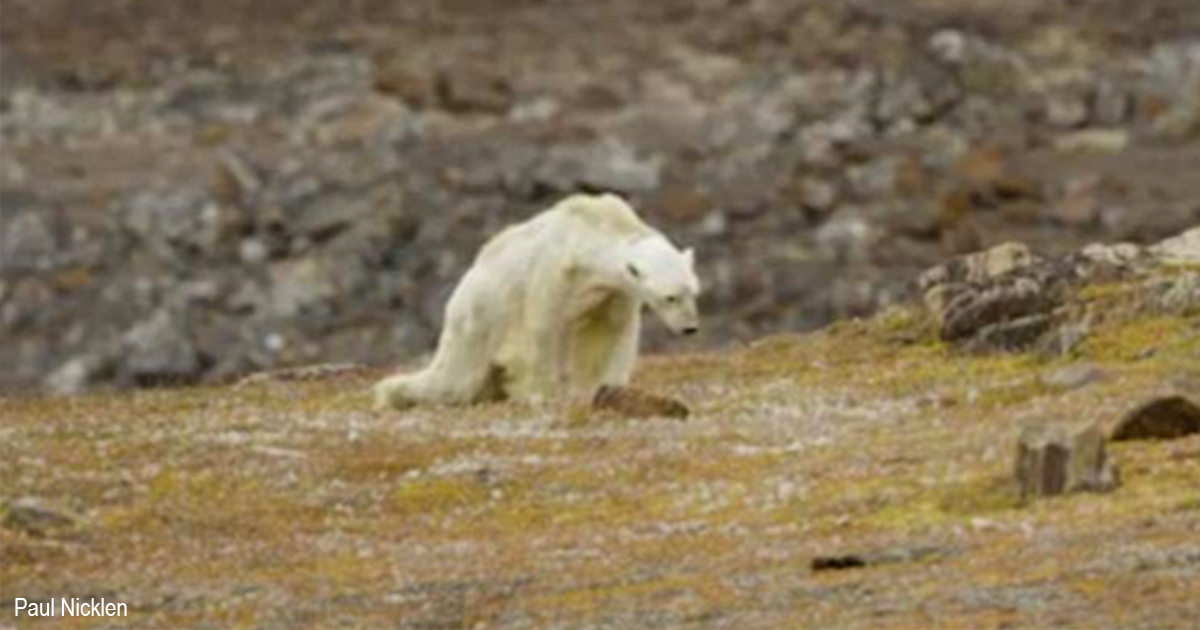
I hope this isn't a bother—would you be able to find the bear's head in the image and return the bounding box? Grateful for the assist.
[623,235,701,336]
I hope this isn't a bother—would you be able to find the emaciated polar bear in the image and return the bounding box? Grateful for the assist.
[374,193,700,409]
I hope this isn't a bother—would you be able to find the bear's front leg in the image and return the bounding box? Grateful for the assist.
[597,305,641,388]
[525,317,570,403]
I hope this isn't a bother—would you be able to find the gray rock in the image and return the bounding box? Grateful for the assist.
[1091,81,1131,126]
[211,150,263,206]
[122,309,200,383]
[1040,363,1110,390]
[815,209,875,262]
[1111,396,1200,441]
[1053,129,1130,154]
[797,177,839,214]
[124,189,223,256]
[1,212,57,271]
[2,497,76,536]
[1016,421,1120,500]
[1142,42,1200,138]
[919,242,1060,348]
[46,353,114,395]
[533,140,664,194]
[1044,90,1090,128]
[266,256,368,318]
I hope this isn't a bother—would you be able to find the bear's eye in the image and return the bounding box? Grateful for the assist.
[626,264,642,279]
[666,295,679,304]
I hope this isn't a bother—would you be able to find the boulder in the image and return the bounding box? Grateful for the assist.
[1151,227,1200,264]
[122,309,200,384]
[1111,396,1200,441]
[1015,421,1120,500]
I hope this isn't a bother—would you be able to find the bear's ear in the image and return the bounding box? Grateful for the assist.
[626,263,642,280]
[683,248,695,266]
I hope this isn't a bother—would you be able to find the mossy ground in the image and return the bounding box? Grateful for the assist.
[2,305,1199,629]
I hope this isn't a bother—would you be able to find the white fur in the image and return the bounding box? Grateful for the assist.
[374,193,700,409]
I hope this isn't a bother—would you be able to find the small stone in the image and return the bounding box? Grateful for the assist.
[1111,396,1200,441]
[435,67,513,114]
[1053,129,1129,154]
[1045,92,1090,128]
[239,238,268,265]
[211,150,262,206]
[3,497,76,536]
[1,212,57,271]
[592,385,689,419]
[1092,82,1131,126]
[1040,363,1109,390]
[1015,421,1120,500]
[1052,183,1102,228]
[797,177,838,213]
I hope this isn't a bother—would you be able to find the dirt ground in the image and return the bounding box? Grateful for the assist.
[3,285,1199,628]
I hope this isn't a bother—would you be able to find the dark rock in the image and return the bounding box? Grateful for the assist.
[435,67,512,114]
[1015,422,1120,500]
[811,555,867,571]
[592,385,689,419]
[1111,396,1200,441]
[812,545,953,572]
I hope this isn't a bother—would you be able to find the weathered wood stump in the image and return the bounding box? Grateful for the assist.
[1015,422,1120,500]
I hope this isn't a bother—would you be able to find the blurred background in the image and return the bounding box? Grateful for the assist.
[1,0,1198,394]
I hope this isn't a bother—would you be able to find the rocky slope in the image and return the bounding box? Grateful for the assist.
[3,0,1200,393]
[2,230,1198,628]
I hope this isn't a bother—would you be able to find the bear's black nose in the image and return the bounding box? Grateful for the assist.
[682,326,698,336]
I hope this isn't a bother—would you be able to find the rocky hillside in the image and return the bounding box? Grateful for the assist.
[3,0,1200,393]
[2,231,1198,628]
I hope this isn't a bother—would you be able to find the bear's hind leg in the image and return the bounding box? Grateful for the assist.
[374,316,501,410]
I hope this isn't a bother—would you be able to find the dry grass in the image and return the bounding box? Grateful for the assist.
[2,304,1199,628]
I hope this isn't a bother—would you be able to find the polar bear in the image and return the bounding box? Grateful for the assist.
[374,193,700,410]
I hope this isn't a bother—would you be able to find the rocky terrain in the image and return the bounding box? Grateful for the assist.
[2,227,1198,628]
[2,0,1200,392]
